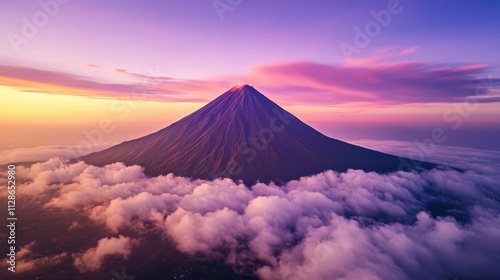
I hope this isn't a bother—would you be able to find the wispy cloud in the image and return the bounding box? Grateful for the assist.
[400,46,419,56]
[249,61,500,104]
[0,241,68,273]
[1,61,498,106]
[0,65,213,102]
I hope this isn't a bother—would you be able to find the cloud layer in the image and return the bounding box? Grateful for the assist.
[2,61,498,106]
[0,65,213,102]
[0,143,112,165]
[249,61,500,105]
[2,141,498,279]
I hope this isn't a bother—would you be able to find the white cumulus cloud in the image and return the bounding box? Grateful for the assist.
[3,141,500,279]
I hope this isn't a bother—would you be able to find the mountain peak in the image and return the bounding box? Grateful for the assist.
[231,84,252,90]
[221,84,266,106]
[82,85,436,185]
[228,84,256,95]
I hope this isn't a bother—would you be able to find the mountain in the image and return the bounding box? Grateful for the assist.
[82,85,435,184]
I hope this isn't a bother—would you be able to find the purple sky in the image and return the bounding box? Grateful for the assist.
[1,0,499,150]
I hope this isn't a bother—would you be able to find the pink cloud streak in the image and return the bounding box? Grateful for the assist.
[1,61,498,105]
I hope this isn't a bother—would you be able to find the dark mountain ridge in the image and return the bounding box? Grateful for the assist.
[82,85,435,184]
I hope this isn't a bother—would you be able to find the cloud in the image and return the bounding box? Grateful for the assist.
[3,142,500,279]
[0,143,112,165]
[400,46,419,56]
[0,65,212,102]
[91,192,181,232]
[344,46,419,66]
[2,61,498,106]
[68,221,82,230]
[249,61,500,105]
[0,241,68,273]
[72,235,138,272]
[111,68,128,74]
[352,139,500,175]
[257,210,500,280]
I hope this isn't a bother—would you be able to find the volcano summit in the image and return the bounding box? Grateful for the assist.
[82,85,435,184]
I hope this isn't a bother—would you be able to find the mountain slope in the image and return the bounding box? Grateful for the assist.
[82,85,435,184]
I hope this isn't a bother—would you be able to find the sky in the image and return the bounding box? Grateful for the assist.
[1,0,499,151]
